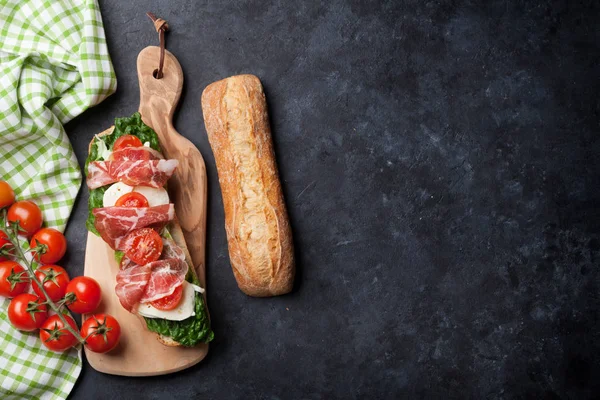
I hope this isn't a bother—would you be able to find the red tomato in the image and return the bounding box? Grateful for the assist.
[123,228,163,265]
[65,276,101,314]
[8,293,48,331]
[33,265,70,302]
[81,314,121,353]
[150,284,183,310]
[0,181,15,208]
[113,135,143,151]
[39,314,78,352]
[0,231,13,262]
[7,200,43,237]
[0,261,29,297]
[30,228,67,264]
[114,192,149,208]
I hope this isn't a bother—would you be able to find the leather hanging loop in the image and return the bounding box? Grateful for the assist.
[146,12,169,79]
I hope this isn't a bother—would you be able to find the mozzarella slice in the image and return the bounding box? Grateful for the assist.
[137,281,196,321]
[102,182,134,207]
[133,186,170,206]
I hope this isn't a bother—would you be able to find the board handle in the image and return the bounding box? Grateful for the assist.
[137,45,183,121]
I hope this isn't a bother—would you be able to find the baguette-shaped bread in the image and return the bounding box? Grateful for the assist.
[201,74,295,297]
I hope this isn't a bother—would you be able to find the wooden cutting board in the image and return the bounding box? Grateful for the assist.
[84,46,209,376]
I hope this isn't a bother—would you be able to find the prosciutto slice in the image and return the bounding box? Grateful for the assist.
[93,204,175,250]
[111,146,163,161]
[115,263,152,312]
[115,239,189,312]
[87,159,178,189]
[139,258,188,303]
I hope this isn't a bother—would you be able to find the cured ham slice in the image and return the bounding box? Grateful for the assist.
[115,240,189,312]
[160,238,186,261]
[87,159,178,189]
[115,263,152,312]
[139,258,188,303]
[93,204,175,250]
[111,146,163,161]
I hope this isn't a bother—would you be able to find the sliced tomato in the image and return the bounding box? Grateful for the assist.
[150,284,183,310]
[123,228,163,265]
[113,135,143,152]
[115,192,149,208]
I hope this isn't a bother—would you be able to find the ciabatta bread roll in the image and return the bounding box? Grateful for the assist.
[201,74,295,297]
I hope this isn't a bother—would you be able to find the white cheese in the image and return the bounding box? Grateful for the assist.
[143,141,150,147]
[102,182,134,207]
[137,281,196,321]
[133,186,170,206]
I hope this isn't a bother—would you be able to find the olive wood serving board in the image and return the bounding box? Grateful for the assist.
[84,46,209,376]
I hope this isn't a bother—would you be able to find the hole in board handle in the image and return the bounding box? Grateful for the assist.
[153,69,161,79]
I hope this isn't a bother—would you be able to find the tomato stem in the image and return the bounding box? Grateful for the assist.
[0,210,85,344]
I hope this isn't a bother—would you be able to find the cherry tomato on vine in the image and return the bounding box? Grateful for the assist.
[114,192,149,208]
[39,314,78,352]
[30,228,67,264]
[113,135,143,152]
[0,181,15,209]
[8,293,47,331]
[150,284,183,311]
[7,200,43,237]
[123,228,163,265]
[81,314,121,353]
[0,231,13,262]
[65,276,101,314]
[33,265,70,302]
[0,261,29,297]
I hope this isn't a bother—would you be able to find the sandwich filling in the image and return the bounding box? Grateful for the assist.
[85,112,213,346]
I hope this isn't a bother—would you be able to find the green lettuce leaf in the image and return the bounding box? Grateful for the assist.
[144,291,214,347]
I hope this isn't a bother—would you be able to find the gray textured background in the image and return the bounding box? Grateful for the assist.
[65,0,599,398]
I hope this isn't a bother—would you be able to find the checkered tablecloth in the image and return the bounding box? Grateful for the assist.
[0,0,116,399]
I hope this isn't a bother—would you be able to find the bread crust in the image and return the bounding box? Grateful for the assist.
[201,74,295,297]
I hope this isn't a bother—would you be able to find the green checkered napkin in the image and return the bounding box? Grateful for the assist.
[0,0,116,399]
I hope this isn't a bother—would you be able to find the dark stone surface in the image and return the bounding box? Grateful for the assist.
[64,0,599,398]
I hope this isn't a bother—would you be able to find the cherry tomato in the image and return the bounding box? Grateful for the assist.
[65,276,101,314]
[123,228,163,265]
[0,231,13,262]
[8,293,48,331]
[33,265,70,302]
[113,135,143,152]
[0,181,15,209]
[150,284,183,311]
[81,314,121,353]
[39,314,78,352]
[114,192,149,208]
[0,261,29,297]
[7,200,43,237]
[30,228,67,264]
